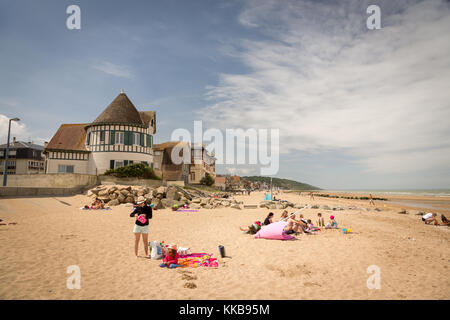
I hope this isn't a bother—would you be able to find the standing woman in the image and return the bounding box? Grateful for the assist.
[130,196,152,257]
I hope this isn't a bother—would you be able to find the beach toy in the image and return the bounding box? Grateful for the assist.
[137,215,147,224]
[254,221,295,240]
[347,228,351,233]
[342,228,347,234]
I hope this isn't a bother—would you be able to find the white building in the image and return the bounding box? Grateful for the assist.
[44,91,156,175]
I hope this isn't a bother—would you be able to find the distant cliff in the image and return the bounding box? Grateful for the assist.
[242,176,320,190]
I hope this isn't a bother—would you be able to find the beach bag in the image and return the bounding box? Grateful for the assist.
[149,241,163,260]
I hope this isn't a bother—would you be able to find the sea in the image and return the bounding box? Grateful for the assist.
[320,189,450,212]
[321,189,450,197]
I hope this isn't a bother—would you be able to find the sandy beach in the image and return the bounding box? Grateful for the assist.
[0,190,449,300]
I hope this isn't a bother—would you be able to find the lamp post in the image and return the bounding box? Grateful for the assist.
[3,117,20,186]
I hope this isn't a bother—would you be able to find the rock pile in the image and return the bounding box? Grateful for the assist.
[86,185,244,209]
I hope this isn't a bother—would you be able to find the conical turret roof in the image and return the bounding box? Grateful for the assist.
[92,92,144,126]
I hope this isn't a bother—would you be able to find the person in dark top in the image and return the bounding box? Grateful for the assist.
[263,212,274,226]
[130,196,152,257]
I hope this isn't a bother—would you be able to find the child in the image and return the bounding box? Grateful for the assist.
[160,245,182,269]
[306,219,320,233]
[317,213,325,227]
[325,215,338,229]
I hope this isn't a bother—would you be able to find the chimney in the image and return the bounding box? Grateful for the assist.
[12,137,16,144]
[44,141,48,148]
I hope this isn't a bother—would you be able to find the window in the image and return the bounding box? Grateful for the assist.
[115,132,124,145]
[154,162,160,169]
[86,133,91,145]
[0,151,3,157]
[58,165,74,173]
[100,131,105,143]
[133,133,140,146]
[115,161,124,168]
[9,150,17,156]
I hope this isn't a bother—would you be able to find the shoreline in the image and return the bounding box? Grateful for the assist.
[309,191,450,214]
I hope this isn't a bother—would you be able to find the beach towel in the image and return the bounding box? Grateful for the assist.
[177,253,219,268]
[264,194,272,201]
[254,221,295,240]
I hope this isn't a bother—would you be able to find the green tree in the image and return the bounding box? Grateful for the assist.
[200,173,214,186]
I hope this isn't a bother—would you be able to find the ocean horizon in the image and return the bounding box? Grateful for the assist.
[320,189,450,197]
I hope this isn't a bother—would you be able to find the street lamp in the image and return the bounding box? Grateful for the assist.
[3,117,20,186]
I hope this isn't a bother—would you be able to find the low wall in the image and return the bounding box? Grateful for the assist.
[3,174,99,188]
[98,175,164,187]
[166,181,185,187]
[0,186,86,197]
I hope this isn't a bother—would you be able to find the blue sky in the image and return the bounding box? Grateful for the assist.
[1,0,449,189]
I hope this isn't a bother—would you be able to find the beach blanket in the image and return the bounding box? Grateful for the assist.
[80,207,112,210]
[177,253,219,268]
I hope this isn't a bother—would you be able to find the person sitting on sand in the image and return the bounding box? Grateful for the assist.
[422,212,439,225]
[160,245,182,269]
[263,212,274,225]
[325,215,338,229]
[91,198,105,209]
[284,214,305,235]
[280,210,289,221]
[240,221,262,235]
[306,219,320,233]
[317,213,325,227]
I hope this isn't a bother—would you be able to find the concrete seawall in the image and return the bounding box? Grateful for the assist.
[0,186,86,197]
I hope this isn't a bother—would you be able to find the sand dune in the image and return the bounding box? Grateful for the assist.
[0,191,448,299]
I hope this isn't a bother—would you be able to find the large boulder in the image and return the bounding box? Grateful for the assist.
[98,189,109,197]
[190,203,201,209]
[151,198,164,209]
[109,193,118,200]
[161,199,181,208]
[108,199,120,206]
[156,186,167,196]
[125,196,135,203]
[166,187,181,201]
[120,189,130,197]
[117,193,126,203]
[98,196,110,203]
[231,204,242,210]
[107,186,118,194]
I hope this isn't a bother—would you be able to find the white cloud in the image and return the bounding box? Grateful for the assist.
[0,114,27,144]
[201,0,450,174]
[93,61,134,79]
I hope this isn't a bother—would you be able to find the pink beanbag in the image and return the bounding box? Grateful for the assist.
[254,221,295,240]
